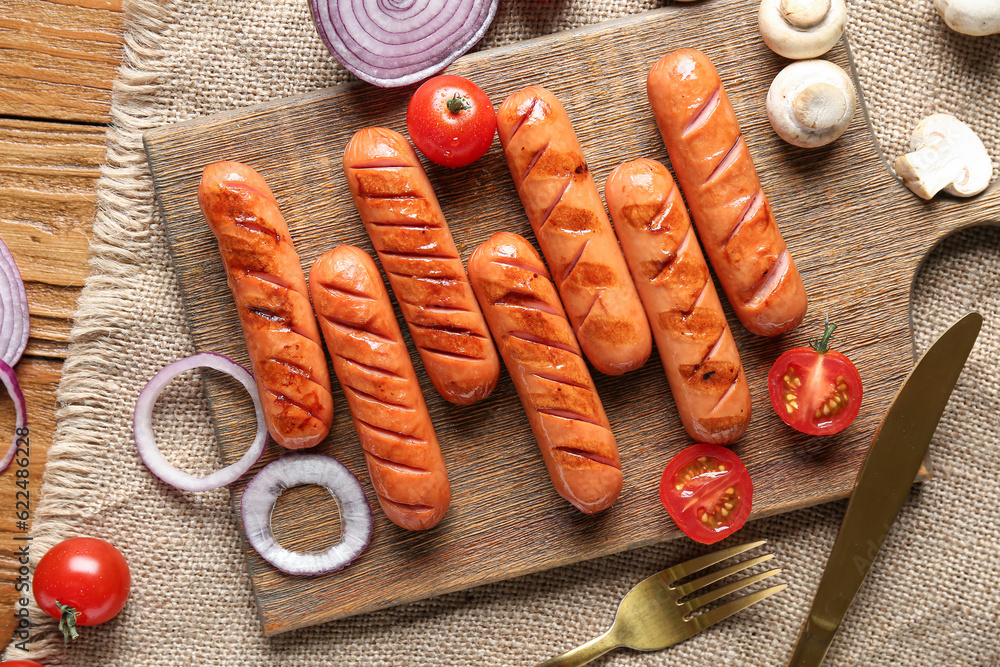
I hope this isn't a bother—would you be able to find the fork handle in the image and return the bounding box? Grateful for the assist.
[535,628,619,667]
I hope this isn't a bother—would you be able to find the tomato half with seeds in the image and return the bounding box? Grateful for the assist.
[406,74,496,168]
[659,444,753,544]
[768,320,863,436]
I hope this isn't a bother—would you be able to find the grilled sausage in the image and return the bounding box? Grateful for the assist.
[198,161,333,449]
[606,159,751,444]
[468,232,622,514]
[343,127,500,405]
[496,86,652,375]
[309,245,450,531]
[647,49,808,336]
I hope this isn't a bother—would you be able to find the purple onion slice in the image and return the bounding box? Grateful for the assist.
[310,0,499,87]
[0,237,30,368]
[240,454,373,575]
[0,359,26,474]
[133,352,267,492]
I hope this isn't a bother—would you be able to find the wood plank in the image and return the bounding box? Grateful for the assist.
[144,1,997,637]
[0,357,63,648]
[0,0,124,123]
[0,118,103,646]
[0,118,104,359]
[0,0,115,650]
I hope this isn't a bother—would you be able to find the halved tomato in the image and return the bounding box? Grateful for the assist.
[658,444,753,544]
[768,320,863,436]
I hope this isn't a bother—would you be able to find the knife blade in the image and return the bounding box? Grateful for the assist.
[785,311,983,667]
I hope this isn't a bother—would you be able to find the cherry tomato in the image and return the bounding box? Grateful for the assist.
[406,74,496,168]
[33,537,131,642]
[768,319,863,436]
[658,444,753,545]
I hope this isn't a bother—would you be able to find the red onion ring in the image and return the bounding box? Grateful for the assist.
[241,454,373,575]
[0,238,29,368]
[310,0,498,87]
[0,360,27,474]
[133,352,267,492]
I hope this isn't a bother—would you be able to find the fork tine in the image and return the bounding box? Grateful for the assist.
[663,540,767,583]
[672,553,775,597]
[687,584,788,632]
[681,568,782,613]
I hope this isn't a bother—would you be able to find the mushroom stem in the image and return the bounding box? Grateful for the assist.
[893,114,993,200]
[780,0,831,29]
[894,140,968,200]
[792,82,849,131]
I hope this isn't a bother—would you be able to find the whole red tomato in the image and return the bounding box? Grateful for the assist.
[658,443,753,545]
[406,74,496,168]
[768,319,863,436]
[33,537,131,642]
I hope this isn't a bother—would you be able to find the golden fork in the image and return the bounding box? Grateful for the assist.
[537,540,785,667]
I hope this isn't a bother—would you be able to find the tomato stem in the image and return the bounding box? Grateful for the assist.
[809,315,838,354]
[446,93,471,114]
[56,601,80,646]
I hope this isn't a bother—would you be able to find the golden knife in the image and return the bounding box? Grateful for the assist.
[785,311,982,666]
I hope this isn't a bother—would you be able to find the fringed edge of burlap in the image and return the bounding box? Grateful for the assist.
[2,0,176,662]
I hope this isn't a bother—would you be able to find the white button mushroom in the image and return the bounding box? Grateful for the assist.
[894,114,993,200]
[935,0,1000,36]
[759,0,848,59]
[767,60,856,148]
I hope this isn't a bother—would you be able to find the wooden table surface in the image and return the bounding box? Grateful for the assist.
[0,0,125,648]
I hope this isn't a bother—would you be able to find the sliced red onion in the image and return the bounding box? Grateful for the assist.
[0,238,29,367]
[0,360,27,474]
[310,0,499,87]
[133,352,266,492]
[241,454,373,575]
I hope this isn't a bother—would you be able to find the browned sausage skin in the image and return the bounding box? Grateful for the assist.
[606,159,752,444]
[309,245,450,531]
[647,49,808,336]
[198,161,333,449]
[496,86,652,375]
[468,232,622,514]
[343,127,500,405]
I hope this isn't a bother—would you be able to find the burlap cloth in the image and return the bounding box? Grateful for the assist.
[4,0,999,664]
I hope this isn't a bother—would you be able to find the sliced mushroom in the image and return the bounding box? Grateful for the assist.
[759,0,848,59]
[894,114,993,200]
[934,0,1000,36]
[767,60,856,148]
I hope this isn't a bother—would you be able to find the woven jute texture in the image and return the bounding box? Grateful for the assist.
[5,0,1000,664]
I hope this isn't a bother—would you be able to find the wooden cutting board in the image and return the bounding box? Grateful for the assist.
[143,0,999,636]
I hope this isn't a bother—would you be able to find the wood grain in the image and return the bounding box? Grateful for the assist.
[0,0,118,648]
[0,118,105,358]
[143,1,1000,636]
[0,358,65,647]
[0,0,124,123]
[0,117,105,645]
